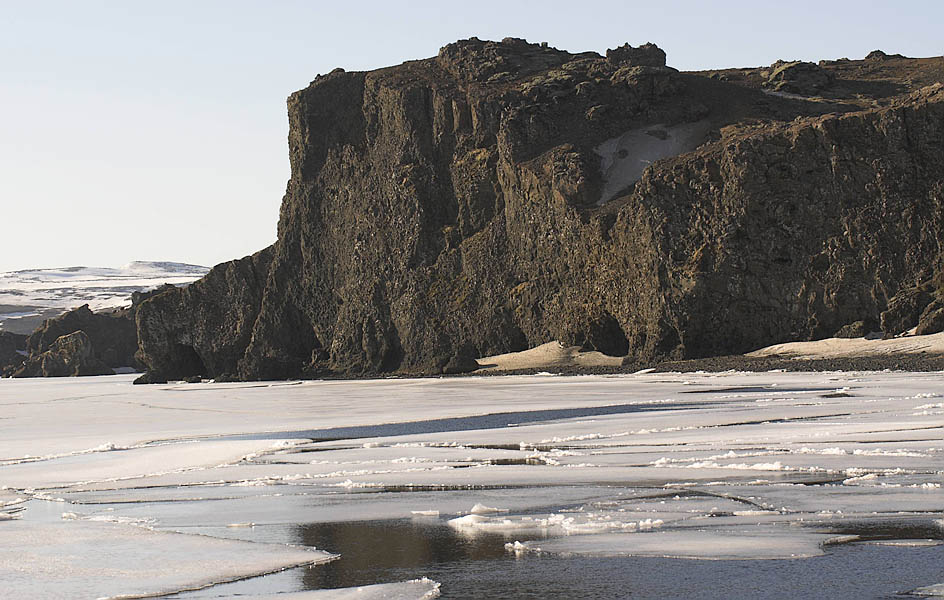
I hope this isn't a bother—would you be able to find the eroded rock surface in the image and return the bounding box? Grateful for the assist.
[14,331,112,377]
[134,40,944,380]
[0,331,28,376]
[25,305,137,369]
[764,61,833,95]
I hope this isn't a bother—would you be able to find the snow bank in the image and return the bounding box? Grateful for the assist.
[749,331,944,359]
[476,341,623,371]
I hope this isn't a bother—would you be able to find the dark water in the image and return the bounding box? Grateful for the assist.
[178,518,944,599]
[292,519,944,599]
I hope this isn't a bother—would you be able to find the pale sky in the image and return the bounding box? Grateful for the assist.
[2,1,942,273]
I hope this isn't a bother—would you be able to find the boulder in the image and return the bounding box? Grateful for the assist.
[834,319,879,339]
[605,43,666,67]
[441,345,481,375]
[13,331,112,377]
[764,61,833,95]
[133,370,168,385]
[916,299,944,336]
[0,331,28,376]
[26,305,137,369]
[866,50,906,61]
[881,284,935,337]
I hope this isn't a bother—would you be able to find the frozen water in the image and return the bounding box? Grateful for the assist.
[1,370,943,596]
[0,261,207,333]
[0,520,334,598]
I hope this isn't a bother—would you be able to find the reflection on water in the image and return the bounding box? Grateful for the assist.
[290,518,944,600]
[825,518,944,542]
[172,517,944,599]
[297,519,534,590]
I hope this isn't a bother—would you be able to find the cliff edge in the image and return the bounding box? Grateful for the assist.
[135,39,944,380]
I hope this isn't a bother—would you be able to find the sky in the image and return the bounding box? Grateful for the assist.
[2,1,942,273]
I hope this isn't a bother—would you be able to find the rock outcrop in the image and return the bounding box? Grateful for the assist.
[7,283,185,378]
[24,304,137,370]
[882,282,944,337]
[134,39,944,381]
[763,60,833,95]
[0,331,28,376]
[14,331,112,377]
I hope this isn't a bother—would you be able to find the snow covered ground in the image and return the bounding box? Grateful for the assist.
[0,371,942,597]
[0,261,208,334]
[594,120,711,204]
[750,331,944,359]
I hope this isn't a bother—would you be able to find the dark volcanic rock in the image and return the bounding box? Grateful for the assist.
[14,331,112,377]
[764,61,833,95]
[0,331,28,376]
[134,39,944,381]
[866,50,906,61]
[916,298,944,335]
[606,43,666,67]
[26,304,138,369]
[9,283,190,378]
[881,284,936,337]
[132,370,168,385]
[136,248,274,379]
[834,319,879,339]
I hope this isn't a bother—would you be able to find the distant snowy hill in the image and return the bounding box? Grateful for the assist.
[0,261,208,334]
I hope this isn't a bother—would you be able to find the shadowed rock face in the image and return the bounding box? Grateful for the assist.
[25,305,137,369]
[14,331,112,377]
[135,39,944,381]
[0,331,28,376]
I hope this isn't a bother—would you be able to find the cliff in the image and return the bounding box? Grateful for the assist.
[135,39,944,381]
[10,285,176,378]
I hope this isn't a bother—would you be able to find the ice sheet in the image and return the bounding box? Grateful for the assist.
[0,520,334,599]
[2,370,943,595]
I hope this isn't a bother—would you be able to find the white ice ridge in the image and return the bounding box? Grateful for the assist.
[230,578,441,599]
[1,370,944,595]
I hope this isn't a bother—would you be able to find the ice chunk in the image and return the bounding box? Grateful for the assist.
[522,527,836,560]
[240,578,441,599]
[0,520,335,598]
[911,583,944,597]
[469,503,508,514]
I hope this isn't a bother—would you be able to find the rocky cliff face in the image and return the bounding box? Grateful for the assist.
[22,305,137,370]
[0,331,28,376]
[8,285,178,378]
[14,331,112,377]
[135,39,944,380]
